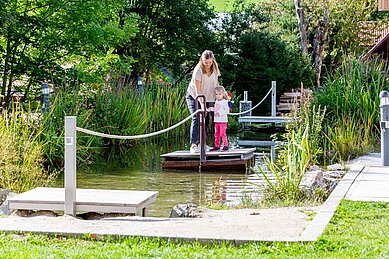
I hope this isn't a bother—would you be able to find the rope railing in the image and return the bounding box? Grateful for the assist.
[76,109,202,139]
[229,86,273,116]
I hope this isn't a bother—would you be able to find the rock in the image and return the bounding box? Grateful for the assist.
[169,204,199,218]
[327,163,345,171]
[0,190,16,216]
[299,165,325,196]
[15,210,58,217]
[0,189,12,204]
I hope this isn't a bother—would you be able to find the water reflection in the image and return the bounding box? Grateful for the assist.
[53,133,275,217]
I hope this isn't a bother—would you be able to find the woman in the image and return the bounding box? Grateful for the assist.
[186,50,221,154]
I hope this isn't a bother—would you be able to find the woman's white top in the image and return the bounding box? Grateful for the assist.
[213,99,229,123]
[187,63,220,102]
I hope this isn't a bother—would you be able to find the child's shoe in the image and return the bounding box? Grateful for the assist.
[222,146,229,151]
[210,146,220,151]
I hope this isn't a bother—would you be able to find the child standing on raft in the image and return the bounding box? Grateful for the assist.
[208,86,229,151]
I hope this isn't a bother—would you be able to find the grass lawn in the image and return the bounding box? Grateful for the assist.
[209,0,259,12]
[0,200,389,258]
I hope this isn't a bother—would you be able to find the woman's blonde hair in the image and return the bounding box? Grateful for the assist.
[199,50,220,75]
[215,86,228,100]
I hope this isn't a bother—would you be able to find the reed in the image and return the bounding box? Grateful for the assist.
[0,105,55,193]
[315,56,387,162]
[253,95,326,204]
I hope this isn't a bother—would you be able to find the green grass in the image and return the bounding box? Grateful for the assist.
[209,0,259,12]
[1,200,389,258]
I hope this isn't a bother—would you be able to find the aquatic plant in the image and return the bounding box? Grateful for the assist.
[315,56,387,162]
[0,105,56,192]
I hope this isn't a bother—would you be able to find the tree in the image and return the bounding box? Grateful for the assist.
[291,0,380,87]
[113,0,217,84]
[0,0,137,107]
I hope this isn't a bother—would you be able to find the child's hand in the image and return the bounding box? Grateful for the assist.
[207,107,214,112]
[215,112,220,117]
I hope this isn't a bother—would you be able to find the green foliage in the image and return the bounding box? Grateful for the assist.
[0,0,137,106]
[205,1,314,112]
[1,201,389,257]
[38,82,189,168]
[255,101,326,204]
[209,0,258,12]
[0,105,55,193]
[315,56,388,162]
[116,0,216,82]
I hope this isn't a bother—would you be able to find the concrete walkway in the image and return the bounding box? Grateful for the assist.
[0,153,387,243]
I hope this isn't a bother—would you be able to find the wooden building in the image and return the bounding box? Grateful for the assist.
[378,0,389,11]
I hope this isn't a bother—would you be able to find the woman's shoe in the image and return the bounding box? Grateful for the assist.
[190,144,199,154]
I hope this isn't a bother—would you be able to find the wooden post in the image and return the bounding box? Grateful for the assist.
[271,81,276,117]
[64,116,77,216]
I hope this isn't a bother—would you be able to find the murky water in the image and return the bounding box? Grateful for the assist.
[53,132,275,217]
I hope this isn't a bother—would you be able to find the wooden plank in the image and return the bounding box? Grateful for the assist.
[237,140,286,146]
[238,116,292,124]
[161,148,256,158]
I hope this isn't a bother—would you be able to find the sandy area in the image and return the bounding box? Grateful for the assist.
[0,206,319,243]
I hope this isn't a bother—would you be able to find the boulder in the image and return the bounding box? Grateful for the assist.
[169,204,199,218]
[299,165,325,196]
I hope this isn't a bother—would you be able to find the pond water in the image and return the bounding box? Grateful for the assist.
[53,132,275,217]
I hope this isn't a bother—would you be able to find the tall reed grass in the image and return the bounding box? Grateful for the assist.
[315,56,388,162]
[256,97,326,204]
[0,105,55,193]
[38,82,190,168]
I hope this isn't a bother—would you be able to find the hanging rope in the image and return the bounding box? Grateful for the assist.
[229,86,273,116]
[76,109,202,139]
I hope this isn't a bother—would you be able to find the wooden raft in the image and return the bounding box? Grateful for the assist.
[8,187,158,216]
[161,148,256,171]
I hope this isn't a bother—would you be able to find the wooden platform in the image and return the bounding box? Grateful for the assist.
[238,116,292,124]
[161,148,256,171]
[8,187,158,216]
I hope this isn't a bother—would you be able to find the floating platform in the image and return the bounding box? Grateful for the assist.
[8,187,158,216]
[161,148,256,172]
[238,116,292,124]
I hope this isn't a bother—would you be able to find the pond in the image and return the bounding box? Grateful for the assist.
[53,132,276,217]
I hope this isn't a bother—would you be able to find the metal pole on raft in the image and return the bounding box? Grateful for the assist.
[271,81,277,117]
[196,95,207,172]
[64,116,77,216]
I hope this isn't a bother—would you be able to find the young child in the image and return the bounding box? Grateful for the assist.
[208,86,229,151]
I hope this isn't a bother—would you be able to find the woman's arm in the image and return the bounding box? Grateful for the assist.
[195,79,206,110]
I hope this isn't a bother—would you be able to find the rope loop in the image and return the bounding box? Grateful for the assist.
[77,109,202,139]
[229,86,273,116]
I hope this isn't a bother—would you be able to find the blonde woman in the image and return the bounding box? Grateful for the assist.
[186,50,221,154]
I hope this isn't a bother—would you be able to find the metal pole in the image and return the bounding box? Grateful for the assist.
[271,81,276,117]
[199,96,206,168]
[380,91,389,166]
[64,116,77,216]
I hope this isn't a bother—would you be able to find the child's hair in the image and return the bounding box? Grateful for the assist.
[215,86,228,100]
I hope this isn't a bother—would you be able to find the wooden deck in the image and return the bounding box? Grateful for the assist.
[161,148,256,171]
[238,116,292,124]
[8,187,158,216]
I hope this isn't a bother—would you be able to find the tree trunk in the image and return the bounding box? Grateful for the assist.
[313,7,329,88]
[1,40,11,100]
[294,0,308,54]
